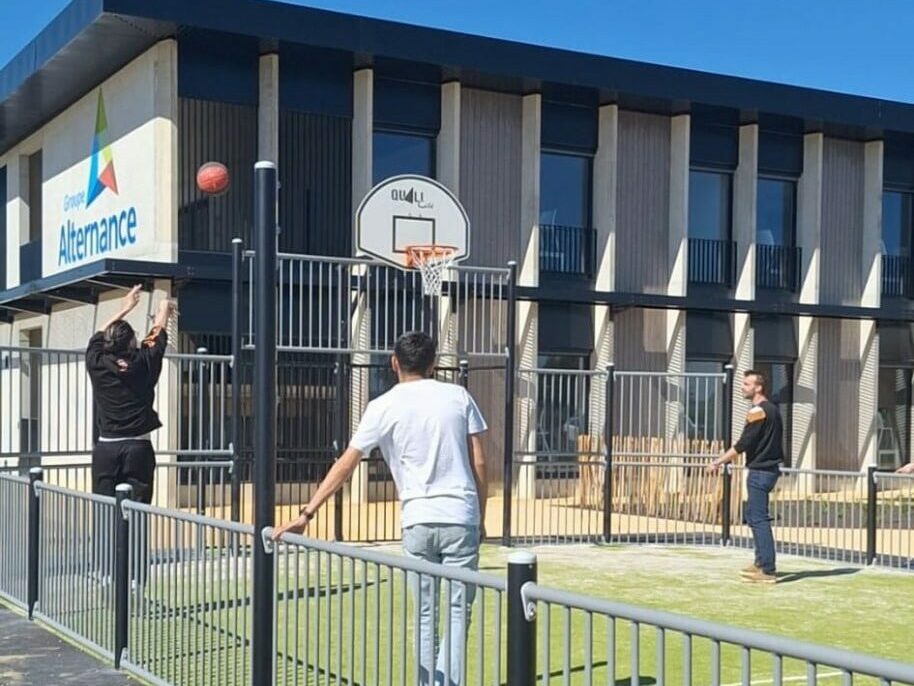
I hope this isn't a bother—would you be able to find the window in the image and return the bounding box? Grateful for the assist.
[539,152,591,228]
[535,353,591,461]
[28,151,42,242]
[684,359,725,442]
[539,152,593,276]
[757,178,796,246]
[688,170,731,241]
[882,191,913,257]
[878,366,911,470]
[0,166,6,290]
[373,131,435,185]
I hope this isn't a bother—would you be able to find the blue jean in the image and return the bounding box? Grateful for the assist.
[746,469,779,574]
[402,524,479,686]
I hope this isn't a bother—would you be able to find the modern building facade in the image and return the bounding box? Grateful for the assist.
[1,0,914,474]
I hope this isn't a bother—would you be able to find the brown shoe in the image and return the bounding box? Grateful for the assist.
[741,563,761,575]
[742,569,777,584]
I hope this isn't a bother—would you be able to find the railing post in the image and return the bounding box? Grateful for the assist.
[114,483,133,669]
[603,364,615,542]
[866,466,878,565]
[722,464,733,545]
[27,467,42,619]
[502,261,518,547]
[231,237,244,524]
[251,160,278,686]
[507,552,537,686]
[723,364,735,449]
[333,355,346,541]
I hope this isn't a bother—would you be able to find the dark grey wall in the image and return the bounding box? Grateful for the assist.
[821,138,864,306]
[614,307,668,372]
[459,88,523,268]
[817,318,861,470]
[616,111,670,294]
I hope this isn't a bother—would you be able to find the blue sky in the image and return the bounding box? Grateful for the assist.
[2,0,913,103]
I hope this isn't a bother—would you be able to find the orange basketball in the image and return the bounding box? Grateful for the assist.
[196,162,230,196]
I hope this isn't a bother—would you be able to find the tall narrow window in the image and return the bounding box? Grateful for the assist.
[688,170,733,285]
[882,191,914,297]
[372,131,435,184]
[756,177,798,290]
[28,151,42,242]
[0,166,6,290]
[539,152,593,276]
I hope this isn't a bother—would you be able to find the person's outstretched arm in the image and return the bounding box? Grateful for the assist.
[707,406,765,474]
[272,447,364,539]
[98,285,142,333]
[897,461,914,475]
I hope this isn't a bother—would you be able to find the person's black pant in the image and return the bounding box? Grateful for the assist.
[92,439,155,588]
[92,439,156,504]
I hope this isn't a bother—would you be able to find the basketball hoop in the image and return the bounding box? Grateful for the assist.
[406,245,457,296]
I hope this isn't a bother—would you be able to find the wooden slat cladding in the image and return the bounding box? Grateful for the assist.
[817,318,861,470]
[616,111,671,294]
[821,138,865,305]
[279,110,352,256]
[459,88,523,268]
[178,98,257,251]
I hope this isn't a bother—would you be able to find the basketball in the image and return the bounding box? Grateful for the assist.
[196,161,230,196]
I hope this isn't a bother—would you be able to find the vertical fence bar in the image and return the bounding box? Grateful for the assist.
[114,483,133,668]
[231,237,244,523]
[603,364,614,542]
[27,466,42,619]
[722,464,733,545]
[507,551,536,686]
[723,364,735,449]
[334,355,346,541]
[252,161,278,685]
[866,465,878,565]
[502,261,518,547]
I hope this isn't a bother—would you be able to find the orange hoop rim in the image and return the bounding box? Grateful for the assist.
[404,244,457,268]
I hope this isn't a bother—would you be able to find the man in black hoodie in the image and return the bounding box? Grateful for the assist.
[707,370,784,583]
[87,285,176,504]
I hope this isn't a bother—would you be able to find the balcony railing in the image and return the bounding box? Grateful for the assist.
[19,240,41,284]
[539,224,596,277]
[756,243,801,291]
[882,254,913,298]
[688,238,735,286]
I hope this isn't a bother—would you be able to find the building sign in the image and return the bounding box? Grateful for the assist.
[41,46,167,277]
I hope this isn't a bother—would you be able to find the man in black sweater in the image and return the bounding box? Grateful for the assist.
[707,370,784,583]
[87,285,176,504]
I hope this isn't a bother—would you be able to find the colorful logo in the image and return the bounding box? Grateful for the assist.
[86,90,118,207]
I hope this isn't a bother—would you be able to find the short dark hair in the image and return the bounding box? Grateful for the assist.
[104,320,136,355]
[744,369,766,393]
[394,331,437,374]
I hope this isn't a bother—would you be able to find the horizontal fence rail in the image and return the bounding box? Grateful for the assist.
[0,472,29,609]
[244,251,512,358]
[271,530,507,686]
[523,579,914,685]
[121,500,256,686]
[0,346,233,460]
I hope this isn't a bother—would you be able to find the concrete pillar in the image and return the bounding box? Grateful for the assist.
[348,68,374,508]
[258,54,280,165]
[859,140,883,468]
[5,155,25,287]
[590,104,618,453]
[516,93,541,501]
[732,124,759,441]
[437,81,461,194]
[666,115,689,446]
[794,133,824,471]
[152,39,178,263]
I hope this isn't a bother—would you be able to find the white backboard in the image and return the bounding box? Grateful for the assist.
[355,175,470,269]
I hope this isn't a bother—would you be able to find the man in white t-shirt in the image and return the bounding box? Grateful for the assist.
[273,331,488,686]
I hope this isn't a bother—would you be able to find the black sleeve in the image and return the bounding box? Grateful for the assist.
[735,420,764,454]
[137,327,168,384]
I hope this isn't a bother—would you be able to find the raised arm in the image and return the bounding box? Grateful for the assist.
[149,298,178,334]
[98,285,142,333]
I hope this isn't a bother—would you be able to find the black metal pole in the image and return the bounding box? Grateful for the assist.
[721,464,732,545]
[231,237,244,523]
[114,483,133,668]
[502,261,518,547]
[603,363,615,542]
[333,355,346,541]
[506,551,537,686]
[251,161,278,686]
[723,363,735,449]
[27,466,42,619]
[866,465,878,565]
[458,359,469,389]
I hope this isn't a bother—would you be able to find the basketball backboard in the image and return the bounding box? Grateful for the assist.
[355,175,470,269]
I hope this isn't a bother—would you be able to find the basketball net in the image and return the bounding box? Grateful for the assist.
[406,245,457,297]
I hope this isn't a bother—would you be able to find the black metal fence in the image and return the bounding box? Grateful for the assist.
[756,243,801,291]
[688,238,736,286]
[539,224,596,277]
[883,253,913,298]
